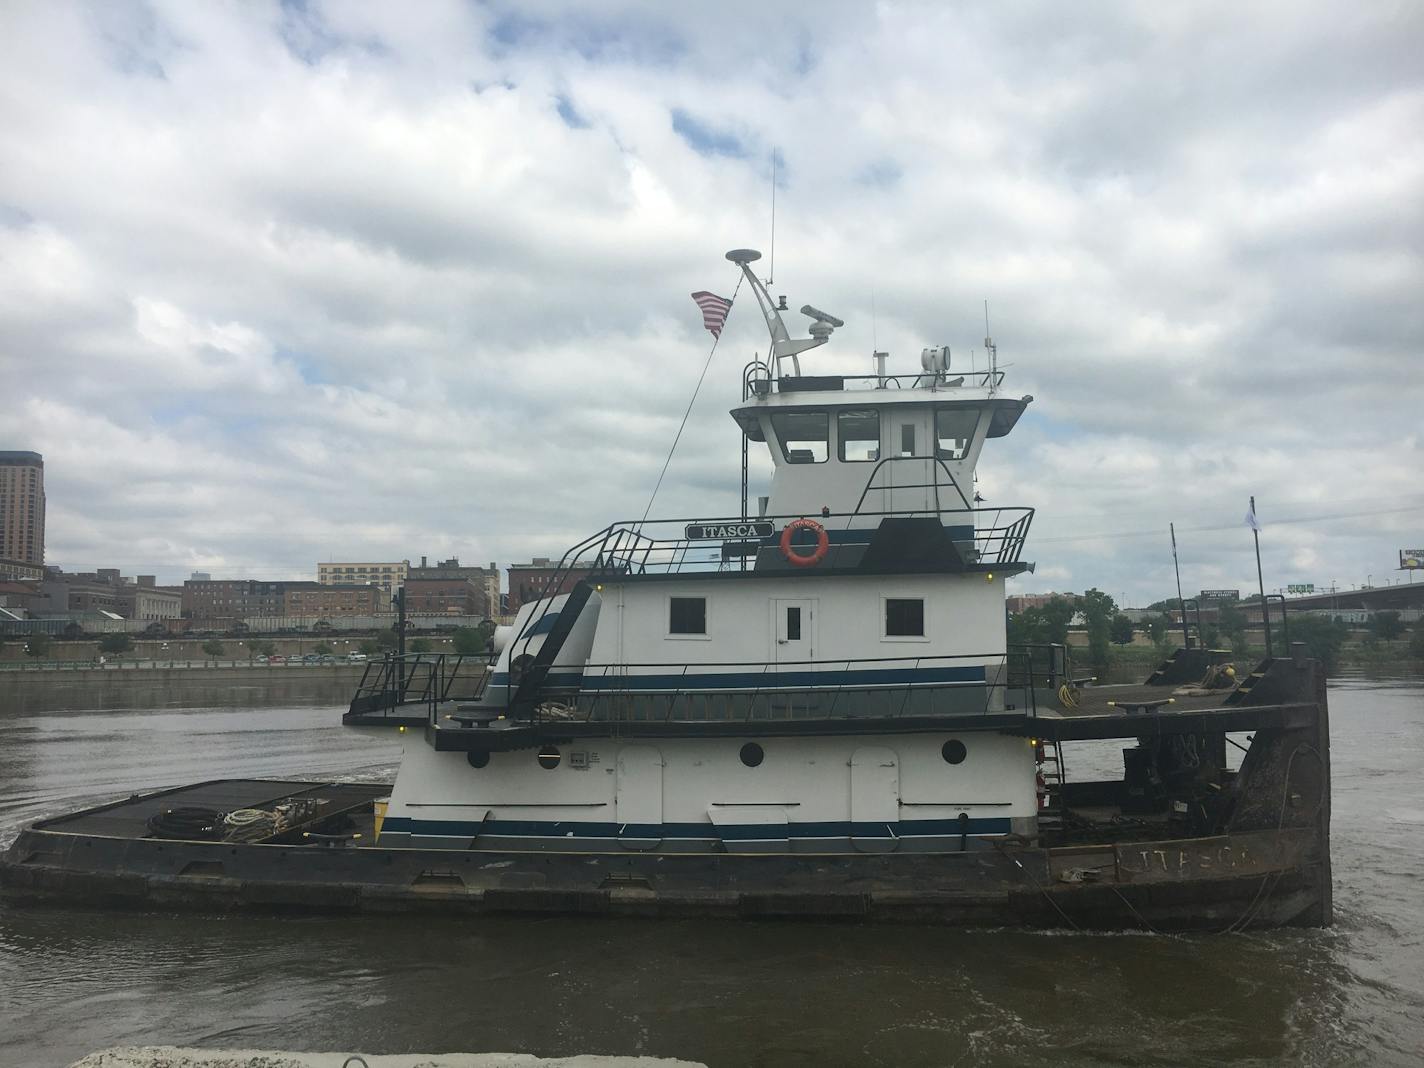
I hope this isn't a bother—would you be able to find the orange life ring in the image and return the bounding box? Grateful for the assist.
[779,518,830,567]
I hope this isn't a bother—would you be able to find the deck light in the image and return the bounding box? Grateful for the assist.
[986,573,994,582]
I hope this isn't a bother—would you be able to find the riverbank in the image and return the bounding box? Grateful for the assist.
[0,664,367,714]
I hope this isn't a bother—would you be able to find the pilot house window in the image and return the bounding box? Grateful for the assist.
[838,410,880,462]
[669,596,707,635]
[935,408,980,460]
[771,411,829,464]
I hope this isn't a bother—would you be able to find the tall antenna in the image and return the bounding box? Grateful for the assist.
[983,299,997,393]
[768,148,778,285]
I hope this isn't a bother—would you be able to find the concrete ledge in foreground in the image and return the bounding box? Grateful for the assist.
[70,1049,707,1068]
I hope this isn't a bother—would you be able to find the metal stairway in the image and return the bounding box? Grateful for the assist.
[507,578,596,715]
[1036,737,1068,837]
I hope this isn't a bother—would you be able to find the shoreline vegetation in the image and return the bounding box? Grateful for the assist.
[1013,591,1424,681]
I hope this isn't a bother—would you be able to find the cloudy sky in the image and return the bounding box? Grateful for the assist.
[1,0,1420,604]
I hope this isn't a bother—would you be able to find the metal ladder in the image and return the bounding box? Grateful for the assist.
[1037,737,1068,837]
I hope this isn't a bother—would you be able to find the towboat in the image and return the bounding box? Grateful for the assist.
[1,250,1332,929]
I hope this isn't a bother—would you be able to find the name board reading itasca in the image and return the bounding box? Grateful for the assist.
[684,522,777,540]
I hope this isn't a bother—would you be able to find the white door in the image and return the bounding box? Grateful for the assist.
[616,746,663,850]
[771,598,816,665]
[850,746,900,853]
[887,413,934,514]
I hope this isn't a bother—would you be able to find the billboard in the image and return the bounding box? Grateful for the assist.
[1401,550,1424,570]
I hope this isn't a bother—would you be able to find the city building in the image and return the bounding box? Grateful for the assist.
[29,568,182,621]
[0,451,45,566]
[317,560,409,602]
[182,579,319,623]
[285,583,385,617]
[0,557,43,582]
[1005,592,1078,614]
[506,557,593,613]
[405,558,500,618]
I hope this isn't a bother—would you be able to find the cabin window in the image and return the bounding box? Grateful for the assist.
[899,423,916,456]
[786,605,802,641]
[837,409,880,462]
[669,596,707,636]
[771,411,829,464]
[885,597,925,637]
[935,408,980,460]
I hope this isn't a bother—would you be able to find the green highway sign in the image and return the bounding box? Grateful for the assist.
[1287,583,1315,594]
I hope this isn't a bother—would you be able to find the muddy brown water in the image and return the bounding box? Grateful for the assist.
[1,674,1421,1067]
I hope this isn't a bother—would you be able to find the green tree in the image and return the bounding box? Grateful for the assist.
[201,639,226,658]
[1110,614,1135,645]
[375,631,397,651]
[1078,589,1117,669]
[313,642,335,656]
[25,633,51,658]
[1370,611,1404,641]
[1409,624,1424,660]
[410,637,433,653]
[247,639,276,658]
[1289,615,1349,673]
[1216,601,1249,656]
[1146,614,1172,653]
[451,626,485,656]
[99,633,134,655]
[359,638,381,656]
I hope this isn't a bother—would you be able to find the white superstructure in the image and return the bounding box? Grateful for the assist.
[377,249,1043,855]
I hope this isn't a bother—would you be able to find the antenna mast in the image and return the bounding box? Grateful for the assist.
[768,149,777,285]
[983,299,997,395]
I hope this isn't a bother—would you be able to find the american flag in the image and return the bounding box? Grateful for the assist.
[691,291,733,338]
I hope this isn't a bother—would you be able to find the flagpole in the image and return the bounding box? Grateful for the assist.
[1251,495,1273,658]
[1171,523,1190,649]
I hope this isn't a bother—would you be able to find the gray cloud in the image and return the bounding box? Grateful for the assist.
[0,0,1419,602]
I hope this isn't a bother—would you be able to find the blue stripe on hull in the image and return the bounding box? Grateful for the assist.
[490,664,989,691]
[382,815,1013,839]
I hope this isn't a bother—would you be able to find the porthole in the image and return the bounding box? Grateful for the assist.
[942,739,967,765]
[740,742,764,768]
[467,751,489,769]
[537,745,561,770]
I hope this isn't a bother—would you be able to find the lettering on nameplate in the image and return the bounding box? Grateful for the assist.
[685,522,775,540]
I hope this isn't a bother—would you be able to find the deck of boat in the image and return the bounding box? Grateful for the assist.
[36,779,388,841]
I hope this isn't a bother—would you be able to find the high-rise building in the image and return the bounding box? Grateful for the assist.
[0,452,45,566]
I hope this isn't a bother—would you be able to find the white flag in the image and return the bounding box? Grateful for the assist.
[1244,499,1260,532]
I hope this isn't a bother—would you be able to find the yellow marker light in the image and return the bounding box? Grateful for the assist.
[398,725,406,733]
[595,584,604,591]
[986,573,994,582]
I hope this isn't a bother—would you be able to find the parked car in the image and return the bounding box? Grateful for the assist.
[302,654,320,664]
[318,655,337,664]
[346,653,368,663]
[267,655,285,665]
[254,655,269,665]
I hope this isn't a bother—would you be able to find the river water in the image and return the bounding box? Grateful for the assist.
[1,675,1421,1067]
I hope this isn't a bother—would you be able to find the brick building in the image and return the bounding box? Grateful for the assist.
[405,558,499,618]
[506,558,594,614]
[0,451,45,566]
[285,583,385,617]
[317,560,408,603]
[182,579,319,623]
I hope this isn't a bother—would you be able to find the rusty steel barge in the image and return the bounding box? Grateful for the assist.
[0,248,1331,930]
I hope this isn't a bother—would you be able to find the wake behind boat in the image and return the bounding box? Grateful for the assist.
[1,249,1332,930]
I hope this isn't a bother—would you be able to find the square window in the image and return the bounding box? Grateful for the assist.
[669,596,707,635]
[885,598,925,637]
